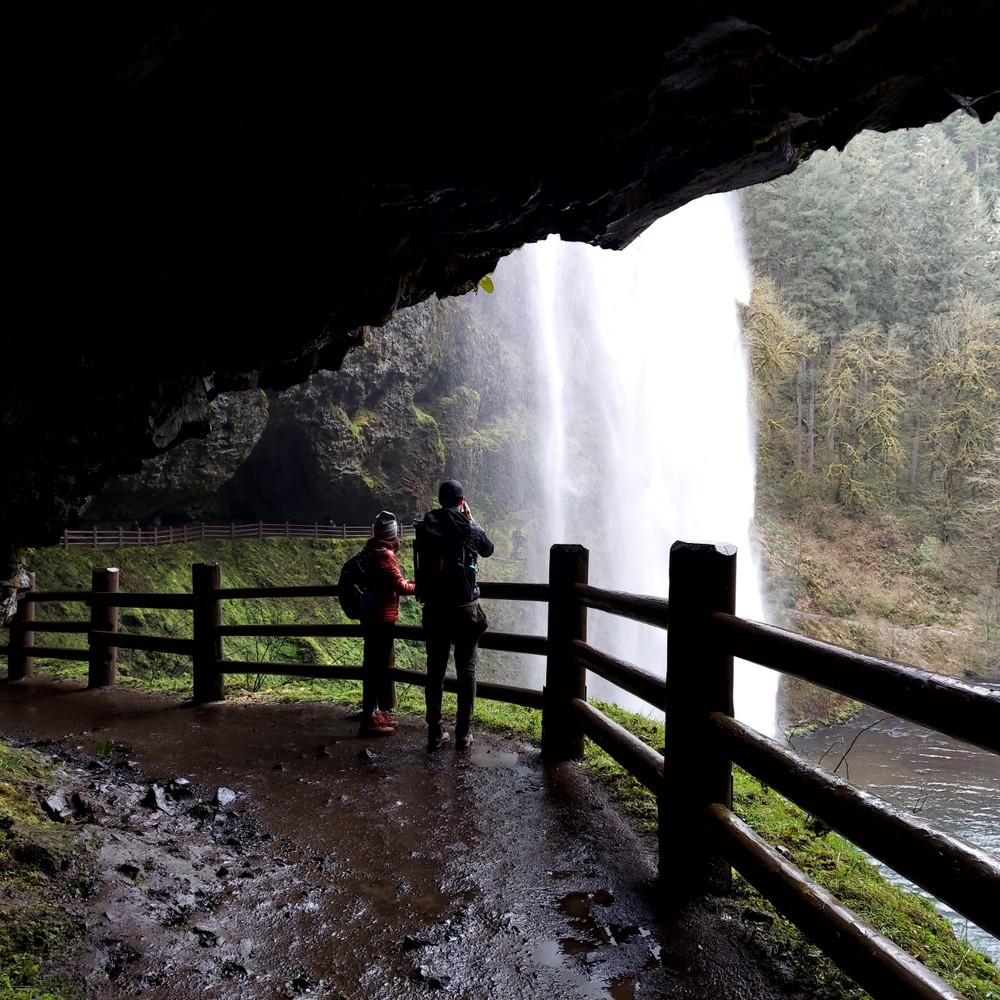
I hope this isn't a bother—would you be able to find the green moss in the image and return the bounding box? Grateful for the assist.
[0,782,43,825]
[0,745,88,1000]
[412,406,439,430]
[0,743,51,788]
[348,407,380,440]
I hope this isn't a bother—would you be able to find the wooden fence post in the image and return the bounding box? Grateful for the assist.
[662,540,736,897]
[88,567,119,688]
[8,572,36,680]
[192,562,225,703]
[542,544,588,761]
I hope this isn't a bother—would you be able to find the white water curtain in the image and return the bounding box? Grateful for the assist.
[488,194,777,735]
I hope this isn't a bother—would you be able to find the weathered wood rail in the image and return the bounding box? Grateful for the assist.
[59,522,413,548]
[3,541,997,1000]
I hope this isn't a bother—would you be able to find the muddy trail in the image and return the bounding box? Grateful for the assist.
[1,678,806,1000]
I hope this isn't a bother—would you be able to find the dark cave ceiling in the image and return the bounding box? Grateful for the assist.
[3,2,999,584]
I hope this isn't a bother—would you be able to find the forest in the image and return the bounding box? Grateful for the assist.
[737,110,999,698]
[741,111,998,549]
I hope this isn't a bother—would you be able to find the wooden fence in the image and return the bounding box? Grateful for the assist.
[59,521,412,548]
[2,540,997,1000]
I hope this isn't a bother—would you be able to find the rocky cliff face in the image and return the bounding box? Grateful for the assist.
[86,293,535,528]
[218,301,449,524]
[81,390,271,526]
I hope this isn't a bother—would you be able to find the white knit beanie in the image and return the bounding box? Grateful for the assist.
[373,511,399,541]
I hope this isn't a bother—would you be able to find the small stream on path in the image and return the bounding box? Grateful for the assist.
[787,701,999,962]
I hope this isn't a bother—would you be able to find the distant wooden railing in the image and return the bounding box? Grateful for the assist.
[2,542,997,1000]
[59,522,415,548]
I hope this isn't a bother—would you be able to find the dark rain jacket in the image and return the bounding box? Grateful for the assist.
[416,507,495,606]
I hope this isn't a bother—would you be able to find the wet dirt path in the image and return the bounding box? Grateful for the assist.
[1,678,801,1000]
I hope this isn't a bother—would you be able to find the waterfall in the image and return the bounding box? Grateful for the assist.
[484,193,777,736]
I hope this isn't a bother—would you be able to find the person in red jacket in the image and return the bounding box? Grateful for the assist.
[358,511,416,737]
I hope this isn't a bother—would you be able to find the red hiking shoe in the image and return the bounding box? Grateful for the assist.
[358,717,393,737]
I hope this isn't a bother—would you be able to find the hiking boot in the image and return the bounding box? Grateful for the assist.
[427,729,451,751]
[358,720,394,737]
[456,733,474,750]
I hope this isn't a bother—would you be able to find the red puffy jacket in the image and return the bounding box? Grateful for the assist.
[360,539,416,623]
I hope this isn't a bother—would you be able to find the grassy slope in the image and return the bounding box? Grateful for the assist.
[2,536,998,998]
[753,498,1000,731]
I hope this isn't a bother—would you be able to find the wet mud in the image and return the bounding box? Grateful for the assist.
[1,677,804,999]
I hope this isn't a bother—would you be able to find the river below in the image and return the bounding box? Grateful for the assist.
[787,701,1000,962]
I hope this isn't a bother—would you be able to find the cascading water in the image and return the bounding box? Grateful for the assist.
[482,192,777,735]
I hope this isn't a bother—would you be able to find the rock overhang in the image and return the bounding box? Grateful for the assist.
[3,2,999,570]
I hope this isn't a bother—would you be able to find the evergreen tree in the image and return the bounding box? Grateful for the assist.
[818,322,909,512]
[740,151,864,339]
[943,110,1000,228]
[958,439,1000,586]
[741,112,998,353]
[920,294,1000,541]
[740,277,817,489]
[895,126,987,348]
[839,129,920,334]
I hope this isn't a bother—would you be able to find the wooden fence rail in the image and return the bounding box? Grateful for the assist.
[2,540,997,1000]
[59,522,414,548]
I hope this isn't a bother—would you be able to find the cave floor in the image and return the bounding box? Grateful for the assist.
[0,676,807,999]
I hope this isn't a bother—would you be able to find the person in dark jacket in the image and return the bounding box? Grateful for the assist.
[417,480,494,750]
[358,511,416,737]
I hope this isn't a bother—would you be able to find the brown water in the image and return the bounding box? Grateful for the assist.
[788,702,1000,962]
